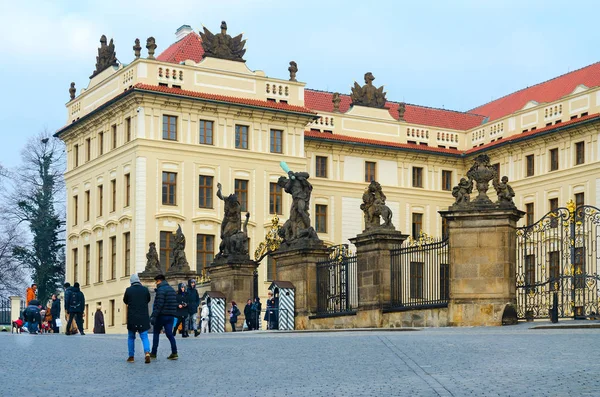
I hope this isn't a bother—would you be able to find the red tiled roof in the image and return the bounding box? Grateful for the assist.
[305,90,485,131]
[134,83,316,115]
[470,62,600,122]
[304,130,461,155]
[157,32,204,64]
[465,113,600,154]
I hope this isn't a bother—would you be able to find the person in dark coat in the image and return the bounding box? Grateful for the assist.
[66,282,85,335]
[251,297,262,330]
[23,299,42,334]
[150,274,178,360]
[229,301,241,332]
[63,282,73,334]
[50,294,61,333]
[186,279,200,337]
[264,291,279,330]
[173,283,189,338]
[123,273,152,363]
[93,306,105,334]
[244,299,253,330]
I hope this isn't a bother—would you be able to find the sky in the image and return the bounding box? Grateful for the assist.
[1,0,599,168]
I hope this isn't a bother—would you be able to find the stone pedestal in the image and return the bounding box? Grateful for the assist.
[440,208,524,326]
[349,230,408,327]
[10,296,21,324]
[271,246,329,329]
[209,260,258,330]
[165,270,198,288]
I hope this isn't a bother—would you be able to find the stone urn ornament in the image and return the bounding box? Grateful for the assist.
[466,154,497,206]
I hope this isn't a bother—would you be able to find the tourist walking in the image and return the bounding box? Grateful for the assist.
[93,305,106,334]
[200,301,210,334]
[173,283,189,338]
[123,273,152,364]
[186,279,200,337]
[63,282,73,334]
[66,282,85,335]
[229,301,240,332]
[50,294,61,333]
[150,274,178,360]
[252,297,262,330]
[244,299,253,330]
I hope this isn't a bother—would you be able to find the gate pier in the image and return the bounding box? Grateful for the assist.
[440,208,524,326]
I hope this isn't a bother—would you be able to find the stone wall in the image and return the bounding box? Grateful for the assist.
[304,307,449,329]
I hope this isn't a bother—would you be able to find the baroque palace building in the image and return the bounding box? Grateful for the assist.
[56,24,600,332]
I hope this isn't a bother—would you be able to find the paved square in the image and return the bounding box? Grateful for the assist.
[1,323,599,396]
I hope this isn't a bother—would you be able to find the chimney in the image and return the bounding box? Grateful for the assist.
[175,25,193,41]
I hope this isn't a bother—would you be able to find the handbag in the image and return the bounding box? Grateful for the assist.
[55,318,62,327]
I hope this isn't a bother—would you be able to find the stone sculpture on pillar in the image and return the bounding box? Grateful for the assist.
[146,37,157,59]
[168,225,190,272]
[350,72,387,108]
[144,242,161,273]
[397,102,406,121]
[360,180,394,232]
[466,154,497,206]
[133,38,142,59]
[276,162,322,249]
[332,93,341,113]
[493,176,516,208]
[69,82,76,100]
[90,35,118,79]
[451,178,473,208]
[288,61,298,81]
[213,183,251,263]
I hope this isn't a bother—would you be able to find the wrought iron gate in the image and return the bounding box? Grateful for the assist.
[516,202,600,319]
[316,245,358,315]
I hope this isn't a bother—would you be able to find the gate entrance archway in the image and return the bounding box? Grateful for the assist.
[516,202,600,320]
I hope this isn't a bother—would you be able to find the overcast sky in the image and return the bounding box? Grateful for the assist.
[1,0,599,167]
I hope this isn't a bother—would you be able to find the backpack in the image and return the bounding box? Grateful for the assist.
[70,291,82,311]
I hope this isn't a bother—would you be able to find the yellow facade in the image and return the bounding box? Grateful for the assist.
[57,30,599,332]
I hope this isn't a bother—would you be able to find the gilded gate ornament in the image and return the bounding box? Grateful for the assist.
[254,215,283,262]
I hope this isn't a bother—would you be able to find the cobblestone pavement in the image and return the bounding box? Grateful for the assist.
[2,322,600,397]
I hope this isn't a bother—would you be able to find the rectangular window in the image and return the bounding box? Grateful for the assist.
[267,256,277,281]
[549,198,559,227]
[124,232,131,277]
[98,132,104,156]
[125,117,131,142]
[84,190,90,222]
[199,120,214,145]
[109,299,115,327]
[97,185,103,217]
[84,245,90,286]
[196,234,214,278]
[412,167,423,188]
[440,263,449,300]
[315,204,327,233]
[575,192,585,208]
[549,148,559,171]
[549,251,560,290]
[412,213,423,239]
[160,231,172,273]
[97,240,103,282]
[365,161,376,182]
[73,195,78,226]
[110,236,116,280]
[198,175,214,208]
[85,138,91,162]
[526,155,535,177]
[441,170,452,191]
[111,124,117,149]
[72,248,78,284]
[269,182,282,215]
[575,141,585,165]
[124,174,130,207]
[270,129,283,153]
[315,156,328,178]
[410,261,424,299]
[162,172,177,205]
[163,115,177,140]
[74,144,79,167]
[235,125,249,149]
[525,203,534,226]
[235,179,248,212]
[525,254,536,287]
[110,179,116,212]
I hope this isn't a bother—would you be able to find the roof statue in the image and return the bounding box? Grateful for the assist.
[332,93,341,112]
[199,21,246,62]
[133,38,142,59]
[350,72,387,108]
[288,61,298,81]
[69,82,76,100]
[90,35,118,79]
[397,102,406,121]
[146,37,157,60]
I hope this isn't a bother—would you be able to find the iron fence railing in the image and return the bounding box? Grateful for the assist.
[316,246,358,316]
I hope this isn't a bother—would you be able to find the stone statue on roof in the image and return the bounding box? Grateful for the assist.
[350,72,387,108]
[200,21,246,62]
[90,35,118,79]
[288,61,298,81]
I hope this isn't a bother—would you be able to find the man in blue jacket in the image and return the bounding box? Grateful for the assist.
[150,274,178,360]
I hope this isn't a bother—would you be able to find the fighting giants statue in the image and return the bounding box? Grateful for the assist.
[143,242,160,273]
[199,21,247,62]
[277,163,322,248]
[214,182,250,262]
[360,181,394,232]
[169,225,190,272]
